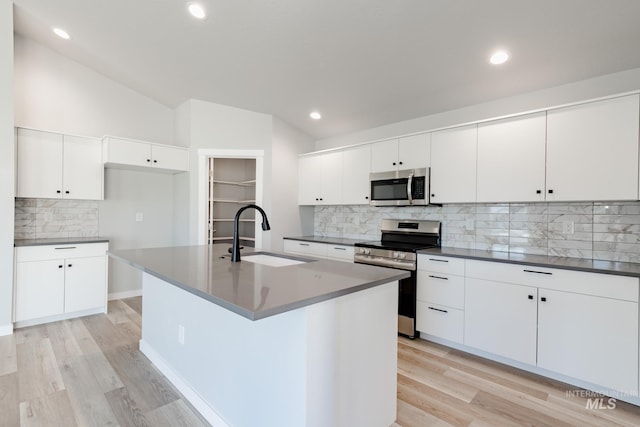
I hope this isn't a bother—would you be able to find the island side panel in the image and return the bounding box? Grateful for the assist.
[306,281,398,427]
[140,273,308,427]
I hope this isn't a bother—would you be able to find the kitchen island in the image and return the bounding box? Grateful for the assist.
[108,245,409,427]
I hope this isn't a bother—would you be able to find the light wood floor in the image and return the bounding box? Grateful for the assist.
[0,298,638,427]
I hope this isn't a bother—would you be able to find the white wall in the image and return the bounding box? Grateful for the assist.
[14,35,175,143]
[316,67,640,150]
[13,35,178,297]
[270,118,315,250]
[176,99,274,246]
[0,0,15,335]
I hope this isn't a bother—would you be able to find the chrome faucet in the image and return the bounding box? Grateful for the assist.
[231,204,271,262]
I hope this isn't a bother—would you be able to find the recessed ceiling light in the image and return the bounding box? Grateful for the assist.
[489,50,509,65]
[188,2,207,19]
[53,28,70,40]
[310,111,322,120]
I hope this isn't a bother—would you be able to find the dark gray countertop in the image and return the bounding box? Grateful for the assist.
[108,244,409,321]
[15,237,110,247]
[284,236,364,246]
[418,247,640,278]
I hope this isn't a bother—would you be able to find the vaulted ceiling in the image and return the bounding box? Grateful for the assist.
[12,0,640,140]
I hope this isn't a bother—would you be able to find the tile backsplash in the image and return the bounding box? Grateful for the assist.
[14,198,99,239]
[314,201,640,263]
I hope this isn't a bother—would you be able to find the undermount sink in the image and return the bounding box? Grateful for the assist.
[242,252,310,267]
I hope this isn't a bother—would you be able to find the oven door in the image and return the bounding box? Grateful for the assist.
[398,270,418,339]
[369,168,428,206]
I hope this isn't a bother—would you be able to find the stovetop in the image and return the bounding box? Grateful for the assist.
[354,240,439,253]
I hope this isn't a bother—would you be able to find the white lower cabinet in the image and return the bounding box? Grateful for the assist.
[14,242,108,326]
[537,289,638,393]
[416,255,465,343]
[463,258,639,395]
[283,239,354,262]
[464,277,538,365]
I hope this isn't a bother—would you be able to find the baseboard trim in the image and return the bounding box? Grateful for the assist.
[108,289,142,301]
[139,340,229,427]
[0,324,13,336]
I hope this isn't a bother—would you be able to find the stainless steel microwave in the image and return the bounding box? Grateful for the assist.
[369,168,430,206]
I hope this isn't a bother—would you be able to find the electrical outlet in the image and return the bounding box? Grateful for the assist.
[135,212,143,222]
[562,221,574,234]
[178,324,185,345]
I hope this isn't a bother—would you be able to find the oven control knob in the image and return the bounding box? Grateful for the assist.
[392,252,399,258]
[399,253,406,259]
[364,248,371,255]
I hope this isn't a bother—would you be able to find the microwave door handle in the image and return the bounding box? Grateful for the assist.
[407,173,413,204]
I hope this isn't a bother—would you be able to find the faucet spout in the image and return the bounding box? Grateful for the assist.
[231,204,271,262]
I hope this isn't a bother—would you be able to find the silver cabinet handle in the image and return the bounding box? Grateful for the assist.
[428,258,448,263]
[55,246,77,250]
[428,306,448,313]
[333,247,346,251]
[428,275,448,280]
[298,243,310,246]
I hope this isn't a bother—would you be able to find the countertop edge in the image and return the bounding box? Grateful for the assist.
[283,236,363,246]
[15,237,110,247]
[107,251,410,321]
[418,248,640,278]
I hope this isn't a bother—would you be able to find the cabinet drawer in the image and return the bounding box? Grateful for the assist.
[466,259,638,302]
[326,245,354,261]
[283,240,327,257]
[16,243,108,262]
[416,302,463,344]
[416,271,464,309]
[418,254,464,275]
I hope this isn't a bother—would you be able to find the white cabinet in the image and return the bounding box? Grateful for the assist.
[546,95,639,201]
[476,113,547,203]
[463,258,639,393]
[538,288,638,393]
[341,145,371,205]
[14,242,109,326]
[370,134,430,173]
[283,239,354,262]
[430,125,477,203]
[16,128,103,200]
[103,136,189,173]
[464,277,538,365]
[416,255,465,344]
[298,151,342,205]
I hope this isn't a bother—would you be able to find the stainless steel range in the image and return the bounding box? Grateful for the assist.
[354,219,441,339]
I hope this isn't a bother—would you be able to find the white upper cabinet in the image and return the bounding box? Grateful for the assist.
[17,128,103,200]
[370,134,430,173]
[477,112,547,203]
[546,94,640,201]
[430,125,477,203]
[103,136,189,173]
[342,144,371,205]
[298,151,343,205]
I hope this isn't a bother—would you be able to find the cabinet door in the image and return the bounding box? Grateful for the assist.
[151,144,189,172]
[342,145,371,205]
[465,277,537,365]
[430,125,477,203]
[63,135,103,200]
[370,139,398,173]
[320,151,343,205]
[298,155,323,205]
[15,260,65,322]
[538,289,638,393]
[104,137,152,167]
[546,95,640,201]
[64,256,107,313]
[477,113,546,203]
[398,133,430,171]
[16,128,64,199]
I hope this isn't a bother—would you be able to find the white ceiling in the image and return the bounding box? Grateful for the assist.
[12,0,640,140]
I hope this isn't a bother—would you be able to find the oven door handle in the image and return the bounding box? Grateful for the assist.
[407,172,413,205]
